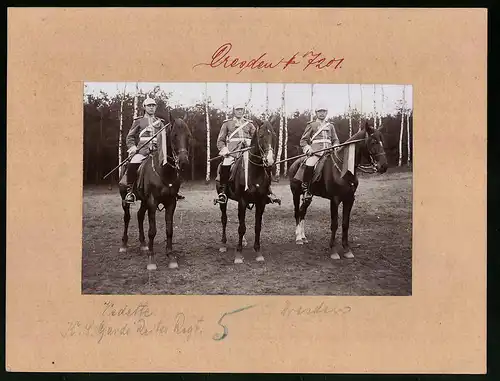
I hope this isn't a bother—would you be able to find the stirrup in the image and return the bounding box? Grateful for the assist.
[124,191,136,204]
[268,193,281,205]
[213,193,228,205]
[301,184,312,201]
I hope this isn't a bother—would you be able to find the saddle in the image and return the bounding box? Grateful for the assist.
[215,156,243,184]
[293,154,330,184]
[119,158,150,195]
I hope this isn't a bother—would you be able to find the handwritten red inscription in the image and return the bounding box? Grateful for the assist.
[193,43,344,74]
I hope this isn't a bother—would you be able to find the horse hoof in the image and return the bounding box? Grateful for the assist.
[147,263,157,271]
[330,253,341,260]
[234,258,244,264]
[140,246,149,252]
[169,262,179,269]
[344,251,355,259]
[296,239,303,245]
[256,255,265,262]
[219,247,227,253]
[119,247,127,253]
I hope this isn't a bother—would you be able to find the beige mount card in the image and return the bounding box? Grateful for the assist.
[6,8,487,374]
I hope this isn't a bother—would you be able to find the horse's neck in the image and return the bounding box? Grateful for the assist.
[331,141,364,175]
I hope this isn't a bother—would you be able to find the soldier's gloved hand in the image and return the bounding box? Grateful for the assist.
[304,145,313,156]
[128,146,137,157]
[219,147,230,157]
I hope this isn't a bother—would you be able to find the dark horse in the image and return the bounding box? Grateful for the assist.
[288,121,388,259]
[215,117,276,264]
[119,114,191,270]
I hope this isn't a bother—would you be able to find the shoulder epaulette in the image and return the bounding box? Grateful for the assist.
[222,118,232,123]
[133,115,143,120]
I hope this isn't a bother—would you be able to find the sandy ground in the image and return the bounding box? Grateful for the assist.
[82,168,412,296]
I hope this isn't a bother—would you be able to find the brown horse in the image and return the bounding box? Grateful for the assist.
[288,121,388,259]
[215,117,276,264]
[119,114,191,270]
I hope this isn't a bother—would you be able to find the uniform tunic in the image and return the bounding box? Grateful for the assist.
[299,119,340,165]
[126,114,166,164]
[216,117,256,166]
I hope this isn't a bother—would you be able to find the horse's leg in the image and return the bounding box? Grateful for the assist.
[138,201,148,252]
[293,188,304,245]
[146,202,157,271]
[119,202,131,253]
[329,198,341,260]
[342,195,355,259]
[297,193,313,245]
[300,219,308,243]
[235,200,247,264]
[165,198,179,269]
[254,201,266,262]
[219,202,228,253]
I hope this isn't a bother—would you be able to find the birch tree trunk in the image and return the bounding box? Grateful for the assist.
[407,109,411,165]
[275,84,285,178]
[225,83,229,120]
[310,84,314,121]
[283,84,289,174]
[133,82,139,118]
[205,83,211,183]
[359,85,363,132]
[265,83,269,119]
[348,84,352,137]
[118,85,125,178]
[398,85,406,167]
[245,83,253,119]
[380,85,385,127]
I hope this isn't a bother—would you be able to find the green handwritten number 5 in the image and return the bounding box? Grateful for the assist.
[213,305,256,341]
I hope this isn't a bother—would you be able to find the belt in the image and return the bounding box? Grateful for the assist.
[312,139,331,144]
[229,137,251,142]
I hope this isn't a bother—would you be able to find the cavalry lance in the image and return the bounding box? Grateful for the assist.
[273,138,365,165]
[209,146,253,162]
[102,121,171,180]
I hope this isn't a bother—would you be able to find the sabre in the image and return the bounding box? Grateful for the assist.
[209,146,253,162]
[102,121,171,180]
[274,139,365,165]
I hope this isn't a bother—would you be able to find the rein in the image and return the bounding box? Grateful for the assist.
[331,134,385,174]
[248,123,275,168]
[150,120,189,181]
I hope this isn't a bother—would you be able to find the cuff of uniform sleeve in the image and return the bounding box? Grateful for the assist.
[127,146,137,153]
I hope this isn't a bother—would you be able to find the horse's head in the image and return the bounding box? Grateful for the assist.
[169,116,192,172]
[362,121,388,173]
[252,116,276,167]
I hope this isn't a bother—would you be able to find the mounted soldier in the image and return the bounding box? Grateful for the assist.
[215,103,280,205]
[124,97,184,204]
[298,102,340,201]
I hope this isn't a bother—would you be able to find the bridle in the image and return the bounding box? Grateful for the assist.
[248,122,275,168]
[151,120,189,175]
[333,132,387,174]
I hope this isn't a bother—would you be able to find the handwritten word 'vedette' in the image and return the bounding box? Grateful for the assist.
[193,43,344,74]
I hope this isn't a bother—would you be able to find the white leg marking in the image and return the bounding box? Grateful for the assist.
[295,223,303,244]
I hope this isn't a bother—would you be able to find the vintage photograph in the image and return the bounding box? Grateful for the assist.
[82,82,413,296]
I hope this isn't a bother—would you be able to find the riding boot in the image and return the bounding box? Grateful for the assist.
[302,165,314,201]
[124,163,140,204]
[216,165,231,204]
